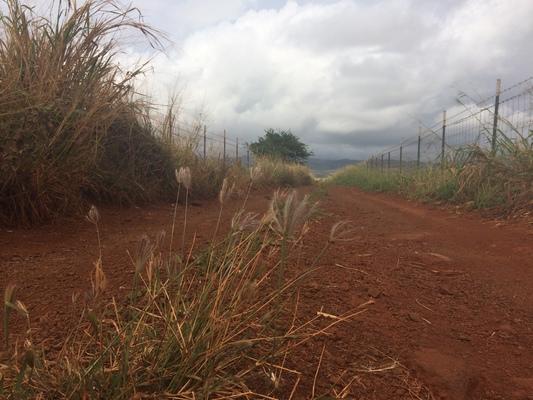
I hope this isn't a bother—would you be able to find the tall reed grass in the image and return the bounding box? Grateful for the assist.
[0,0,314,226]
[0,0,173,225]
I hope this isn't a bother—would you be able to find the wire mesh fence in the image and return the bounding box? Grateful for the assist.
[149,109,253,167]
[367,77,533,171]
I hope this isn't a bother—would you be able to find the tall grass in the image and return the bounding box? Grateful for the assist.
[330,130,533,213]
[253,157,314,188]
[0,0,174,225]
[0,1,316,226]
[0,183,356,399]
[451,132,533,210]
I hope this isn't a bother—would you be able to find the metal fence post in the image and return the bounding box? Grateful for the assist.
[491,78,502,154]
[399,145,403,173]
[203,125,207,160]
[247,145,250,167]
[441,110,446,168]
[417,130,421,169]
[387,152,391,170]
[236,137,239,162]
[223,129,226,166]
[381,154,384,172]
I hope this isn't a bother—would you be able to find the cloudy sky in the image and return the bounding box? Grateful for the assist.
[123,0,533,159]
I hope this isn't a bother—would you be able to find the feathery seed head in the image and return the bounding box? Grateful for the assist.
[250,165,263,182]
[86,205,100,225]
[14,300,28,317]
[134,235,154,275]
[219,177,234,204]
[231,210,260,232]
[329,220,358,243]
[265,189,316,238]
[180,167,192,190]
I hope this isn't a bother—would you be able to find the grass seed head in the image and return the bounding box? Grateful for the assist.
[231,211,260,233]
[250,165,263,182]
[219,177,234,205]
[86,205,100,225]
[265,189,316,238]
[14,300,28,318]
[329,220,358,243]
[178,167,192,190]
[134,235,154,275]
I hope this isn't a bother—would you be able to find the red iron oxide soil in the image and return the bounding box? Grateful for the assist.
[1,186,533,399]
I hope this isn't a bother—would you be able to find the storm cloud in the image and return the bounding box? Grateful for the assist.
[128,0,533,159]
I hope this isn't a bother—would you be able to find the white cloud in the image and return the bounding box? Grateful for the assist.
[129,0,533,158]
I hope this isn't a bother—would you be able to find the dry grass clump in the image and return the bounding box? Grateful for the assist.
[0,0,314,227]
[451,133,533,211]
[0,182,356,399]
[0,0,174,226]
[253,157,314,188]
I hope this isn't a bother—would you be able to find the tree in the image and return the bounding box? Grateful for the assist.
[249,129,312,163]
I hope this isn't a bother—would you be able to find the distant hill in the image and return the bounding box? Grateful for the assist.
[306,158,360,177]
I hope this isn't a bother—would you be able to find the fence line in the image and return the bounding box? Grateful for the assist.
[367,77,533,171]
[146,108,252,167]
[164,123,252,167]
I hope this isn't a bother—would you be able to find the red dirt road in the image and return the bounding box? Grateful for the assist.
[293,187,533,399]
[1,186,533,399]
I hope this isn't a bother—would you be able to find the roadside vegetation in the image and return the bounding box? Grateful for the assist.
[0,2,326,397]
[0,170,356,398]
[330,132,533,214]
[0,0,313,227]
[253,157,314,188]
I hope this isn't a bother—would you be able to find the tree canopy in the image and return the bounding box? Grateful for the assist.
[249,129,312,163]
